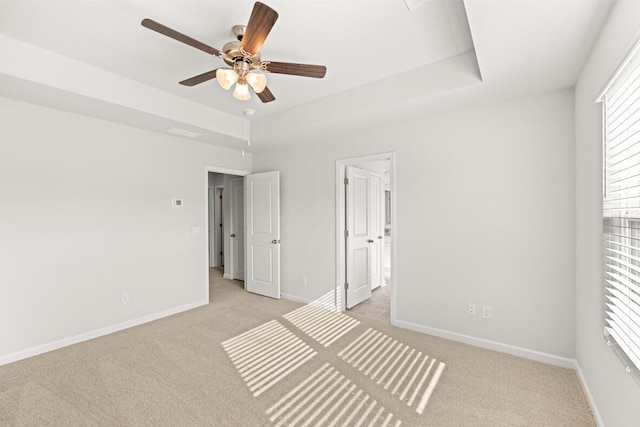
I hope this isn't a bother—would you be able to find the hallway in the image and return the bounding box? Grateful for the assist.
[348,285,390,320]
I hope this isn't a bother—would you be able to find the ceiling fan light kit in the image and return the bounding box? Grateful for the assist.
[217,57,268,100]
[142,1,327,104]
[216,69,237,90]
[233,82,251,101]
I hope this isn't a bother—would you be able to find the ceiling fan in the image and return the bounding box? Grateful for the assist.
[141,1,327,103]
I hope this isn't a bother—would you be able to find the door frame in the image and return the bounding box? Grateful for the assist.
[336,153,396,321]
[204,166,249,303]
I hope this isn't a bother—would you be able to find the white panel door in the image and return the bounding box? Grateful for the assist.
[369,172,384,290]
[230,177,245,281]
[246,171,280,299]
[346,166,372,308]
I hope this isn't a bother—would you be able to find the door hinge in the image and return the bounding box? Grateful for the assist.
[344,230,349,237]
[220,252,223,256]
[344,177,349,185]
[345,282,349,290]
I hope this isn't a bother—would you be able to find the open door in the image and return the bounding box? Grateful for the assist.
[245,171,280,299]
[369,172,384,290]
[346,166,372,308]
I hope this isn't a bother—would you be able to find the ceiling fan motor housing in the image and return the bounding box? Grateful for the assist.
[221,39,261,68]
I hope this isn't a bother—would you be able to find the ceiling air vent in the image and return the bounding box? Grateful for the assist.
[404,0,432,11]
[166,127,201,138]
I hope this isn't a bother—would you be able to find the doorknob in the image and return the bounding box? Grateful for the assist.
[271,239,281,244]
[367,239,374,243]
[230,233,236,238]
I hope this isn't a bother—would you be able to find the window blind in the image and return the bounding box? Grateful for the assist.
[603,40,640,381]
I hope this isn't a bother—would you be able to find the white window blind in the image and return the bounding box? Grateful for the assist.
[602,39,640,381]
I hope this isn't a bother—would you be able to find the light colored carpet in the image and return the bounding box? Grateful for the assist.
[0,270,595,426]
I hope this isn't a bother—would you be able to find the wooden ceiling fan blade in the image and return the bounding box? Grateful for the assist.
[264,62,326,78]
[179,70,218,86]
[257,86,275,103]
[141,19,221,56]
[241,2,279,55]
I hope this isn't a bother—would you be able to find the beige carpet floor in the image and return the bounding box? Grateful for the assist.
[0,269,595,426]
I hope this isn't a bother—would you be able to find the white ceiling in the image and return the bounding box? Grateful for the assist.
[0,0,614,152]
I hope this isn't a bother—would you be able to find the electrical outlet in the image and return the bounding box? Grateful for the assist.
[482,305,492,319]
[121,293,130,304]
[468,303,476,316]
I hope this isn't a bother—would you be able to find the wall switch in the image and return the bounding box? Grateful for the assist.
[192,226,201,236]
[302,275,308,285]
[468,303,476,316]
[121,293,130,304]
[482,305,492,319]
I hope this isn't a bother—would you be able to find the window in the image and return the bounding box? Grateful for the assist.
[601,38,640,381]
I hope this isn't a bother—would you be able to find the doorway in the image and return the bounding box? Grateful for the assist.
[208,171,245,281]
[205,167,248,302]
[336,153,395,322]
[204,167,282,303]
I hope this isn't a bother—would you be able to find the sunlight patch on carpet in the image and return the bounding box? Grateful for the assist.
[338,328,446,414]
[266,363,402,427]
[283,291,360,347]
[222,320,317,397]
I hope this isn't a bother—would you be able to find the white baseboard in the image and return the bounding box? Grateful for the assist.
[281,293,313,304]
[392,319,576,369]
[223,274,233,280]
[0,299,208,367]
[575,361,604,427]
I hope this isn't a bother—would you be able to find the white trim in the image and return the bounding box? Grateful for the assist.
[205,166,249,177]
[204,166,250,301]
[281,293,313,304]
[392,319,576,369]
[575,361,604,427]
[0,299,208,367]
[596,31,640,102]
[336,152,396,317]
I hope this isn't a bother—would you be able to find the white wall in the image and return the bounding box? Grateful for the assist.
[253,89,576,359]
[0,97,251,362]
[575,1,640,425]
